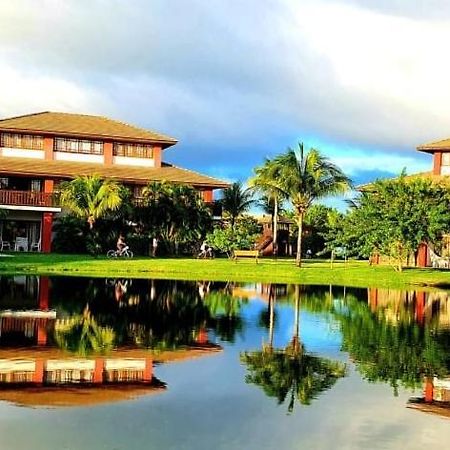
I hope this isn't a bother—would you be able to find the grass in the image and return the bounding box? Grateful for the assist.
[1,252,450,289]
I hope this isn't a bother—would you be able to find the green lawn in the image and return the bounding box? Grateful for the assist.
[1,253,450,289]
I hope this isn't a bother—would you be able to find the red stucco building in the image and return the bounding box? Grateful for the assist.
[0,112,228,252]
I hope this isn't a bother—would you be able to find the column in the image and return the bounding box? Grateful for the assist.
[33,359,45,384]
[153,146,162,167]
[93,358,105,383]
[143,358,153,382]
[433,151,442,175]
[41,213,53,253]
[202,189,213,202]
[104,141,113,165]
[416,243,428,267]
[43,137,54,160]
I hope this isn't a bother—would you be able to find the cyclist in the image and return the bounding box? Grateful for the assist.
[117,234,127,256]
[198,240,213,258]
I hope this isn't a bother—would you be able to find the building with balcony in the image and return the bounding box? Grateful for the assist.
[0,111,229,252]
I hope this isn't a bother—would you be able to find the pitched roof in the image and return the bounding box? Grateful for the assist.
[0,112,177,146]
[358,171,450,191]
[0,156,230,189]
[417,138,450,153]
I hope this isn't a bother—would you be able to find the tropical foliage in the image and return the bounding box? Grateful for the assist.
[268,143,351,266]
[134,181,212,254]
[327,175,450,271]
[220,181,255,229]
[250,158,286,254]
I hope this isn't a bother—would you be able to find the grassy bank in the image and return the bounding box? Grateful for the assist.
[1,253,450,289]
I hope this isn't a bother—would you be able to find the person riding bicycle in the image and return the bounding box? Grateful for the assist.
[199,240,212,258]
[117,234,127,256]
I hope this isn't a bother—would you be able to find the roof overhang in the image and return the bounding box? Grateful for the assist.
[0,205,61,213]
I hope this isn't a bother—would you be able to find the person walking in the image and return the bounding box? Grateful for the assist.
[151,237,158,257]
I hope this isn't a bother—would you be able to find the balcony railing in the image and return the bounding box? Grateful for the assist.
[0,190,59,208]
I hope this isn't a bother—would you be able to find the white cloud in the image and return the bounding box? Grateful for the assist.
[0,0,449,180]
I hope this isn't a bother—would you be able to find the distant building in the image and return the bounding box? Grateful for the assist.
[0,112,229,252]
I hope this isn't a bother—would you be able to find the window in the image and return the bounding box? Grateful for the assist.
[442,153,450,166]
[0,133,44,150]
[0,178,8,189]
[54,138,104,155]
[113,142,153,158]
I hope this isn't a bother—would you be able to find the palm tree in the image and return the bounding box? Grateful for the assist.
[249,158,286,255]
[274,143,352,267]
[220,181,254,229]
[59,175,123,229]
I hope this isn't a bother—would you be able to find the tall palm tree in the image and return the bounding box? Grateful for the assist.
[274,143,352,267]
[220,181,255,229]
[59,175,123,229]
[249,158,286,255]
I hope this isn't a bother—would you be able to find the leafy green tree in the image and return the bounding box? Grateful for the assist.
[59,175,124,229]
[220,181,255,229]
[53,305,115,356]
[250,158,286,254]
[207,215,261,257]
[136,181,212,254]
[328,175,450,271]
[273,143,352,266]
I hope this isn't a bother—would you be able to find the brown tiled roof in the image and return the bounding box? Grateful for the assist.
[417,138,450,153]
[0,112,177,146]
[359,171,450,191]
[0,156,230,189]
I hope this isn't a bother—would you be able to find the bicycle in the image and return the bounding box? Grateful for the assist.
[197,247,214,259]
[107,246,134,258]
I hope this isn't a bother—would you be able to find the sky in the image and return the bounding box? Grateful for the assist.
[1,0,449,190]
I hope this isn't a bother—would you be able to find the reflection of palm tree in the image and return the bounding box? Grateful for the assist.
[241,349,346,412]
[241,285,346,412]
[54,305,115,356]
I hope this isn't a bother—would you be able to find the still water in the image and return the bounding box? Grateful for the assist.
[0,276,449,449]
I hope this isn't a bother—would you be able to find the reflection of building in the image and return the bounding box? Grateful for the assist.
[0,275,222,407]
[367,288,450,328]
[0,111,229,252]
[408,376,450,419]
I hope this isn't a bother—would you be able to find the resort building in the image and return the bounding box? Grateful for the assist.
[0,112,228,252]
[417,138,450,178]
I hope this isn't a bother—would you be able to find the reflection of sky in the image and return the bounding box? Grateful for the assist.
[0,281,449,449]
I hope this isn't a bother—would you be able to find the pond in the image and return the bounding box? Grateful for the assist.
[0,275,449,449]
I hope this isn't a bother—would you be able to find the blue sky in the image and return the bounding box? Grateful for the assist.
[1,0,447,190]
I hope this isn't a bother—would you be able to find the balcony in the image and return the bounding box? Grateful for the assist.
[0,190,59,208]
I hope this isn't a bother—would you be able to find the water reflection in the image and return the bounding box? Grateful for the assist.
[0,276,450,418]
[241,285,347,412]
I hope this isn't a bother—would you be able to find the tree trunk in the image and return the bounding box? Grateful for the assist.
[292,285,301,354]
[268,285,275,349]
[296,213,304,267]
[273,197,278,256]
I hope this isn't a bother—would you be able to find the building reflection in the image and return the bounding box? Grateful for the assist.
[367,288,450,418]
[0,275,223,408]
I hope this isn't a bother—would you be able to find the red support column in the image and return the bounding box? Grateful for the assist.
[417,243,428,267]
[42,213,53,253]
[415,291,426,325]
[33,359,45,384]
[38,276,50,310]
[153,146,162,167]
[424,377,434,403]
[202,189,213,202]
[433,151,442,175]
[43,137,54,160]
[37,323,48,346]
[93,358,104,383]
[143,358,153,382]
[104,141,113,165]
[368,288,378,312]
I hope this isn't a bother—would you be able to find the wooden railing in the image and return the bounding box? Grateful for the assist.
[0,190,58,207]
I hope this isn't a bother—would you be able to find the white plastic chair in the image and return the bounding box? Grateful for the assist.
[14,237,29,252]
[30,239,41,252]
[0,237,11,252]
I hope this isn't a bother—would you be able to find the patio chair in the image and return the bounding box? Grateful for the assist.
[30,239,41,252]
[1,237,11,252]
[14,237,29,252]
